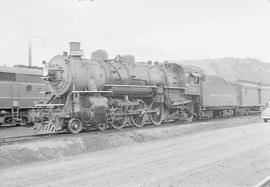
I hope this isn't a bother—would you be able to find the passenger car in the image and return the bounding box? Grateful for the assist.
[0,65,48,126]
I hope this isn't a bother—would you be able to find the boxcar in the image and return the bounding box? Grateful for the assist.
[236,80,261,106]
[0,66,47,126]
[261,84,270,105]
[236,80,262,114]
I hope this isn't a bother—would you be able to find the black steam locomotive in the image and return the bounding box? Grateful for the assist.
[34,42,270,134]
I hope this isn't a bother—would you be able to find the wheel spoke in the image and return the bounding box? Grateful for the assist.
[150,102,164,126]
[131,100,147,128]
[111,119,125,130]
[131,114,145,128]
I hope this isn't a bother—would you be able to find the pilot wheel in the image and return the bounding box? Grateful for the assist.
[67,118,83,134]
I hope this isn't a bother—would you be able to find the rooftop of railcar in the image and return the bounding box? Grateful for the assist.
[0,65,42,76]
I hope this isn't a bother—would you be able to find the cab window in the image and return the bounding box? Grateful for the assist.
[0,72,16,81]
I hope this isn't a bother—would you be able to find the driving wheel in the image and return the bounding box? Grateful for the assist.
[131,100,147,128]
[149,102,164,126]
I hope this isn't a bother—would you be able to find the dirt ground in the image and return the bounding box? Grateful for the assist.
[0,115,261,139]
[0,125,34,138]
[0,120,270,187]
[0,116,262,168]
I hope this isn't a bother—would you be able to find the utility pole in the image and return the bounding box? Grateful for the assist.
[28,21,32,67]
[28,33,46,67]
[28,34,32,67]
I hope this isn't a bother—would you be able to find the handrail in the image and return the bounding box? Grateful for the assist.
[104,84,157,88]
[36,104,64,107]
[72,90,112,93]
[164,86,185,90]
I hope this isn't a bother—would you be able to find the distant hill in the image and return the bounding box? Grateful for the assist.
[175,57,270,84]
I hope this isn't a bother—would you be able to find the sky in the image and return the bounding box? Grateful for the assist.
[0,0,270,67]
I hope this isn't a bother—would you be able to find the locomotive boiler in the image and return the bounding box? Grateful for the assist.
[35,42,198,134]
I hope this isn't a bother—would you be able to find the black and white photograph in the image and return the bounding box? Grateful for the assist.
[0,0,270,186]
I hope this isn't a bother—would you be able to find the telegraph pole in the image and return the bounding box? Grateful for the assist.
[27,0,33,67]
[28,21,46,67]
[28,35,46,67]
[28,31,32,67]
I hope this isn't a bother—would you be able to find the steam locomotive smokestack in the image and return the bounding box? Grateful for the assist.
[69,42,84,57]
[69,42,80,51]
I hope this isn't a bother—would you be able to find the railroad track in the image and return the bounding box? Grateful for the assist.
[0,134,50,145]
[0,113,261,146]
[0,133,70,146]
[0,128,99,145]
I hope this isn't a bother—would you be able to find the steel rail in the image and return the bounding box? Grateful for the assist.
[0,114,260,146]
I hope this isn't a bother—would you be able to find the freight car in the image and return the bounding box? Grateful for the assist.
[236,80,263,114]
[0,66,48,126]
[261,84,270,105]
[196,77,269,119]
